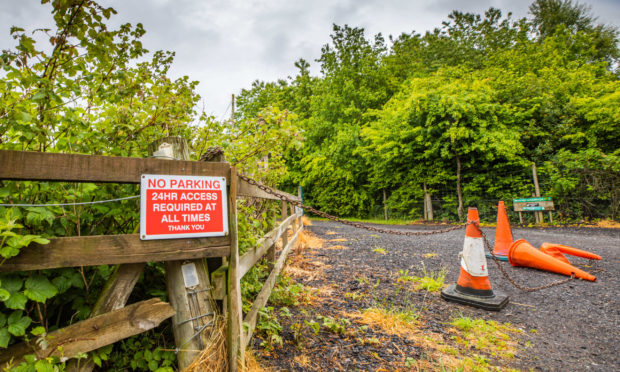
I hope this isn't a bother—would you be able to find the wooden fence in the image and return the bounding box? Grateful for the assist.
[0,139,302,371]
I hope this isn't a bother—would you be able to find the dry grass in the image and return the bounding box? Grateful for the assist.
[186,316,227,372]
[298,230,324,250]
[345,308,420,339]
[282,229,328,287]
[596,219,620,228]
[242,350,270,372]
[329,238,348,242]
[293,354,312,368]
[324,244,348,250]
[301,216,312,226]
[325,230,338,235]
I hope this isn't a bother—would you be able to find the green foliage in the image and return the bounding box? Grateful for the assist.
[108,334,176,371]
[269,275,308,307]
[397,263,447,292]
[316,315,350,335]
[255,306,291,351]
[372,247,387,255]
[304,319,320,335]
[0,210,50,264]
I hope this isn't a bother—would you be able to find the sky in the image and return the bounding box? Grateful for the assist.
[1,0,619,119]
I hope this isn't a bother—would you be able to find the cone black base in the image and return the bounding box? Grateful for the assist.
[441,284,509,311]
[485,253,509,261]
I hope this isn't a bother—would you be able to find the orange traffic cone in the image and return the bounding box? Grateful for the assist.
[508,239,597,281]
[540,243,602,264]
[487,201,512,261]
[441,207,509,311]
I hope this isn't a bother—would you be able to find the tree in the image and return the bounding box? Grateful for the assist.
[529,0,619,64]
[363,67,525,220]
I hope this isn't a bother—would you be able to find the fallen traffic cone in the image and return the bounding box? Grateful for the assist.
[441,207,509,311]
[486,201,512,261]
[508,239,597,281]
[540,243,602,264]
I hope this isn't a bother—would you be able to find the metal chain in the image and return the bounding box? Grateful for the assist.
[236,172,466,237]
[473,222,575,292]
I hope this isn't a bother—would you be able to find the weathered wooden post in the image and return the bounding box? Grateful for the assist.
[279,200,288,249]
[423,182,433,221]
[297,186,303,230]
[532,163,543,224]
[226,167,244,371]
[148,137,217,370]
[66,263,145,372]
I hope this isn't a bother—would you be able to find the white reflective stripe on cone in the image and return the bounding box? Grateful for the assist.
[460,236,489,277]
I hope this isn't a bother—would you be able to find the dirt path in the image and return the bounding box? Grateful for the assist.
[251,221,619,371]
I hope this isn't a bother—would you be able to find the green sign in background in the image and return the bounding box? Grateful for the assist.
[513,197,552,203]
[522,206,545,211]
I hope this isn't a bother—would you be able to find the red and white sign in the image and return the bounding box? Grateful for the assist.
[140,174,228,240]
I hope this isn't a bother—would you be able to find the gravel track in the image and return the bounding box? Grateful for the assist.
[257,221,619,371]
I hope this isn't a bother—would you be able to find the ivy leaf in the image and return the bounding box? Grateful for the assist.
[7,311,31,336]
[0,328,9,348]
[24,275,58,303]
[1,275,23,293]
[30,326,46,336]
[34,359,55,372]
[5,292,28,310]
[93,354,102,367]
[148,359,158,371]
[0,288,9,302]
[0,244,20,259]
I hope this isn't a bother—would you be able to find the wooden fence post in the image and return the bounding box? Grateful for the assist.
[66,263,145,372]
[289,203,297,233]
[148,137,217,370]
[279,200,288,252]
[297,186,304,230]
[383,189,388,221]
[226,168,244,371]
[423,182,434,221]
[532,163,544,224]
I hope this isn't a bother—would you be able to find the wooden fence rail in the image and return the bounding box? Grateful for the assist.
[0,145,303,372]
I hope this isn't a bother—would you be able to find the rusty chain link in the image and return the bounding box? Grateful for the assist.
[200,147,585,292]
[473,222,576,292]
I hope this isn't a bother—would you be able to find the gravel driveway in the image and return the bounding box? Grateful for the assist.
[256,221,619,371]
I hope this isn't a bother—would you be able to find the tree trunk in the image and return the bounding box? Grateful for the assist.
[383,189,388,220]
[424,182,433,221]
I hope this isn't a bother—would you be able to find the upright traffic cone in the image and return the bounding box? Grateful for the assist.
[442,207,509,311]
[540,243,602,264]
[508,239,597,281]
[486,201,512,261]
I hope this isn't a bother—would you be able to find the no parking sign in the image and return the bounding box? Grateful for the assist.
[140,174,228,240]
